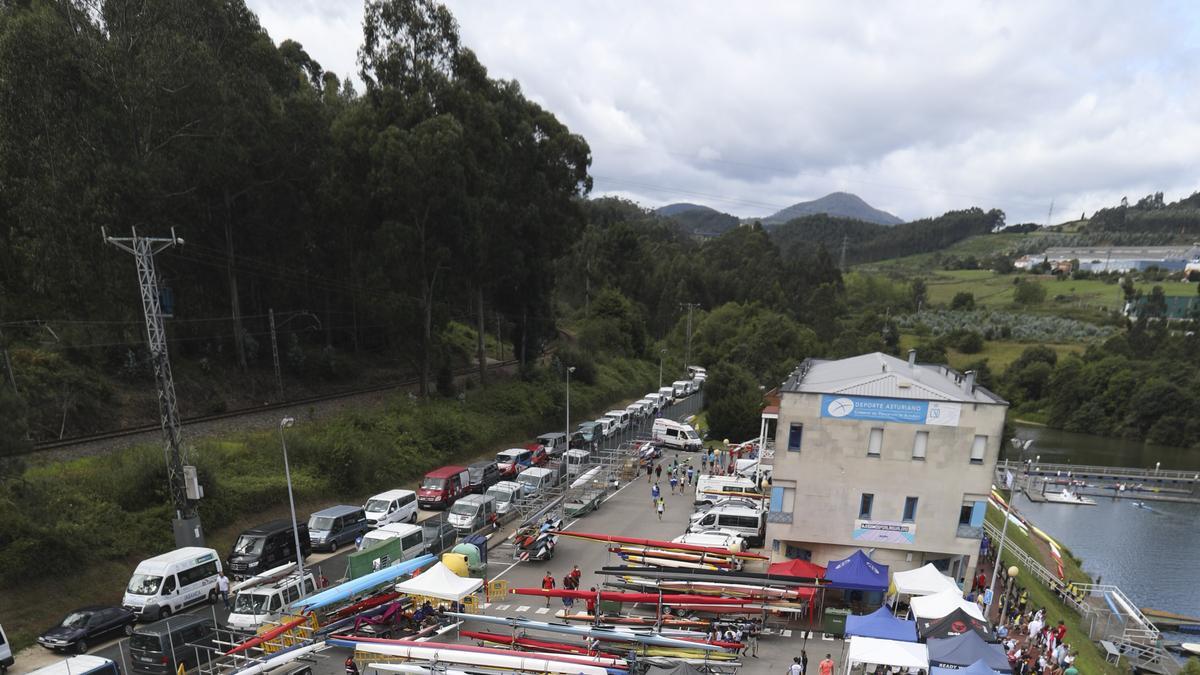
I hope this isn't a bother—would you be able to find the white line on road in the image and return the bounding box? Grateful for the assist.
[515,605,530,612]
[535,607,549,614]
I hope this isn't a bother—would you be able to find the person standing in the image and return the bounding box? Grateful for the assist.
[670,474,679,495]
[655,464,663,480]
[570,565,582,589]
[819,654,834,675]
[561,574,575,610]
[656,497,665,520]
[686,465,695,485]
[801,649,809,675]
[542,571,556,607]
[651,481,661,504]
[789,658,804,675]
[585,588,598,616]
[216,571,231,611]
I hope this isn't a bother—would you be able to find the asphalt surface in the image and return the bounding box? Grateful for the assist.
[12,390,850,675]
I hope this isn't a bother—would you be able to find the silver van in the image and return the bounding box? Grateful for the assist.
[564,449,592,478]
[516,467,556,496]
[687,505,766,548]
[486,481,523,516]
[307,505,369,552]
[448,494,497,533]
[361,523,427,562]
[226,574,316,631]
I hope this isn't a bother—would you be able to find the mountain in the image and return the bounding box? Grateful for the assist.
[655,203,740,237]
[759,192,903,227]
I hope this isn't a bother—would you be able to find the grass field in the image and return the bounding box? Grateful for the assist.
[859,232,1051,273]
[898,334,1086,371]
[924,270,1195,311]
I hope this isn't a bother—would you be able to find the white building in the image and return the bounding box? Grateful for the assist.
[764,351,1007,588]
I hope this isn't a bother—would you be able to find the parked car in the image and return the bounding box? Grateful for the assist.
[467,460,502,493]
[122,547,222,621]
[128,615,214,675]
[687,505,766,547]
[417,465,470,509]
[361,523,428,562]
[448,494,498,533]
[571,422,598,449]
[593,417,614,439]
[657,386,676,405]
[38,607,136,653]
[602,410,630,433]
[307,505,369,552]
[226,574,316,631]
[0,622,12,674]
[536,432,569,459]
[495,448,534,477]
[363,489,418,527]
[26,656,119,675]
[421,519,458,555]
[516,466,558,496]
[227,519,311,578]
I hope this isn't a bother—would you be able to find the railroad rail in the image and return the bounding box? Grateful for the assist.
[23,358,520,454]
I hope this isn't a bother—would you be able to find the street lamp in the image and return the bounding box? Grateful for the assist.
[278,417,307,594]
[566,366,576,440]
[658,349,666,389]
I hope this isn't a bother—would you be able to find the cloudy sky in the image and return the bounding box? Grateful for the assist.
[247,1,1200,223]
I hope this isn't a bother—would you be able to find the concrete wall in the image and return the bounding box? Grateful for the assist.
[768,391,1006,582]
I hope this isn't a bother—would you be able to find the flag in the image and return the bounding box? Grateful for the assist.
[1005,470,1014,489]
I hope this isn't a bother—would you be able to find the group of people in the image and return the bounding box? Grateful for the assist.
[541,565,583,608]
[708,619,762,658]
[997,607,1077,675]
[788,651,836,675]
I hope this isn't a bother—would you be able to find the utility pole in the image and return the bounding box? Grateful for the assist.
[1046,199,1055,228]
[103,227,204,547]
[0,327,16,395]
[839,234,848,271]
[680,303,700,368]
[269,308,283,400]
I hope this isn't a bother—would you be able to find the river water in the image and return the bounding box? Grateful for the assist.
[1004,424,1200,631]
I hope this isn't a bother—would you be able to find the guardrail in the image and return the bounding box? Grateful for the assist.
[997,459,1199,483]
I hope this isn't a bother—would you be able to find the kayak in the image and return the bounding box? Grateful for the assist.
[552,531,767,560]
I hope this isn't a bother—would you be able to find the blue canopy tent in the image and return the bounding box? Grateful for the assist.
[927,632,1011,673]
[825,550,890,592]
[931,659,1002,675]
[846,606,919,642]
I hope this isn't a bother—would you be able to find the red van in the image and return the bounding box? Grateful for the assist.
[418,465,470,510]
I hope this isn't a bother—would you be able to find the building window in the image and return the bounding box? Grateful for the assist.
[912,431,928,460]
[970,435,987,464]
[959,504,973,526]
[903,496,919,522]
[867,428,883,457]
[859,493,874,519]
[787,423,803,452]
[770,486,795,513]
[785,544,812,560]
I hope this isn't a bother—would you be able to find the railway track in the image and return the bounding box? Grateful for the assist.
[25,358,521,454]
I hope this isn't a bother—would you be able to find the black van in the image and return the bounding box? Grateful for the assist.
[467,461,501,494]
[129,615,214,675]
[227,519,312,578]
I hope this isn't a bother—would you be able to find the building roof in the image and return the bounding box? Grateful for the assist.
[1041,245,1200,261]
[781,352,1006,405]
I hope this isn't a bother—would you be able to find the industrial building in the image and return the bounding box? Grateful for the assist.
[762,351,1008,590]
[1014,245,1200,274]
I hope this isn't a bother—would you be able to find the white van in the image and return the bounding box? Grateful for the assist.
[672,380,692,399]
[603,410,631,432]
[226,573,316,630]
[657,386,676,405]
[486,481,524,515]
[448,494,497,533]
[122,547,222,621]
[652,418,702,452]
[593,417,614,439]
[695,474,761,506]
[0,623,12,675]
[361,523,427,562]
[564,448,592,478]
[363,489,418,527]
[687,365,707,378]
[673,531,746,553]
[516,466,557,496]
[644,393,665,412]
[26,656,119,675]
[688,506,766,547]
[634,398,656,416]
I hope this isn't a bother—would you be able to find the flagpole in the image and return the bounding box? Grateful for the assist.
[986,490,1011,618]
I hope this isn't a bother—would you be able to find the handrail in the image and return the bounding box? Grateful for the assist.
[997,459,1199,482]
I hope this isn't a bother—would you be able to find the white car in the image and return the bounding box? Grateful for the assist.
[363,489,418,527]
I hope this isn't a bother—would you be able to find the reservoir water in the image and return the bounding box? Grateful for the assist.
[1005,425,1200,629]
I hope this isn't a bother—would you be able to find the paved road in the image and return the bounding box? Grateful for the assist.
[12,391,853,675]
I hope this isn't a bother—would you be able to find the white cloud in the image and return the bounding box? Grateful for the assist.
[245,0,1200,222]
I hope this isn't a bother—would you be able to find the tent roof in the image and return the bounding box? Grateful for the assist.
[894,564,960,596]
[932,660,1002,675]
[826,550,889,592]
[928,632,1010,673]
[393,562,483,602]
[919,608,995,641]
[846,607,919,642]
[846,636,929,670]
[910,589,984,621]
[767,559,826,579]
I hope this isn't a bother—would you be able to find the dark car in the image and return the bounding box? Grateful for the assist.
[129,615,215,675]
[467,461,502,494]
[38,606,136,653]
[227,519,311,578]
[421,518,458,556]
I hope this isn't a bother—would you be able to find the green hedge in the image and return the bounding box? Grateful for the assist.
[0,357,656,588]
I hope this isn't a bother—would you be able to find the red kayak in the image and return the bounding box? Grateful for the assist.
[463,631,623,660]
[552,531,768,560]
[226,614,310,656]
[560,613,711,628]
[512,588,750,605]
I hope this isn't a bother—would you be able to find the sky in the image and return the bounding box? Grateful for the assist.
[246,1,1200,223]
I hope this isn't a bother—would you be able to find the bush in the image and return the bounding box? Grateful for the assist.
[956,331,985,354]
[1013,280,1047,305]
[950,292,976,310]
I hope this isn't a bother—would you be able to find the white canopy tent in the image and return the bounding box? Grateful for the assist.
[394,562,483,602]
[893,564,960,597]
[910,589,985,621]
[845,636,930,675]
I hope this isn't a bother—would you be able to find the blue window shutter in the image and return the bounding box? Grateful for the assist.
[969,500,986,527]
[787,424,803,451]
[770,487,784,512]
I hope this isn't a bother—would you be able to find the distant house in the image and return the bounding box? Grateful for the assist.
[1123,295,1200,321]
[1013,255,1038,270]
[1034,245,1200,274]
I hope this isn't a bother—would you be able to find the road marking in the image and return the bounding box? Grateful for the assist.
[535,607,550,614]
[482,603,491,609]
[822,633,834,641]
[516,605,531,613]
[496,604,510,611]
[782,629,792,637]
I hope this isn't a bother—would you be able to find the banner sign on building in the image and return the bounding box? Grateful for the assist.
[820,394,961,427]
[853,519,916,544]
